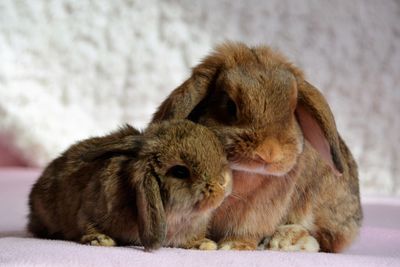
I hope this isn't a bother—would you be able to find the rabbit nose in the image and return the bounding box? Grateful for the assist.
[255,138,284,164]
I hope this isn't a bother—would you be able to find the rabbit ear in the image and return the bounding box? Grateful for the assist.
[296,81,344,176]
[81,136,143,161]
[152,60,220,122]
[136,171,167,251]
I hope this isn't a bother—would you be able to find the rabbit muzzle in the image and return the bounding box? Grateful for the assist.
[229,137,300,177]
[230,159,291,177]
[195,171,232,212]
[220,120,302,177]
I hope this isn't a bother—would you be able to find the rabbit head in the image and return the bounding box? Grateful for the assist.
[142,121,232,212]
[153,42,344,177]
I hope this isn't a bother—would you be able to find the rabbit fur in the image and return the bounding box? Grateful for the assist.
[28,120,232,251]
[152,42,362,252]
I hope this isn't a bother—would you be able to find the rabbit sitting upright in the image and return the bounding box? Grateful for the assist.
[152,42,362,253]
[28,120,232,251]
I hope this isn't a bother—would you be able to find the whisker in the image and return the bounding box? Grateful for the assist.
[228,192,247,203]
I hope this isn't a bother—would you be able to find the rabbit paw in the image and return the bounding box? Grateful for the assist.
[268,224,319,252]
[185,238,218,250]
[198,239,218,250]
[81,233,116,247]
[219,240,257,250]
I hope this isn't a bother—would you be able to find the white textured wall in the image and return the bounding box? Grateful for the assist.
[0,0,399,196]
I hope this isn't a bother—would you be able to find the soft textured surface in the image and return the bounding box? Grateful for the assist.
[0,0,399,197]
[1,168,400,267]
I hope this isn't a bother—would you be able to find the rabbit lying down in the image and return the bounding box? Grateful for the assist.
[28,120,232,251]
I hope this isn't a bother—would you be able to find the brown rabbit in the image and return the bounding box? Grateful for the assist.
[28,120,232,251]
[152,42,362,252]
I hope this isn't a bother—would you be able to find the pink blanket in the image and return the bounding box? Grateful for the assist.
[1,168,399,267]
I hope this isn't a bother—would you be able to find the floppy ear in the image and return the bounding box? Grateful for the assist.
[152,58,220,122]
[296,81,344,176]
[81,136,143,161]
[136,171,167,251]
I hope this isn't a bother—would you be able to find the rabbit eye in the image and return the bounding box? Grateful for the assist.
[167,165,191,180]
[226,98,237,117]
[213,91,238,124]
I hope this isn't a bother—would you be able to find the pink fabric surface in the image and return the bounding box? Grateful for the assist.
[1,168,400,267]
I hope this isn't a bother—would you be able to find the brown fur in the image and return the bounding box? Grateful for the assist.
[152,42,362,252]
[28,121,232,250]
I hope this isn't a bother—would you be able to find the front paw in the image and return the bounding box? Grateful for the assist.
[267,224,319,252]
[80,233,116,247]
[219,240,257,250]
[184,238,218,250]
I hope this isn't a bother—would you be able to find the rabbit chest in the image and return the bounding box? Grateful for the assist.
[208,141,335,243]
[164,211,212,247]
[209,170,298,241]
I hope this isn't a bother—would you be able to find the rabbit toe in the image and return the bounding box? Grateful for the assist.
[198,239,218,250]
[268,224,319,252]
[219,240,257,250]
[81,233,116,247]
[185,238,218,250]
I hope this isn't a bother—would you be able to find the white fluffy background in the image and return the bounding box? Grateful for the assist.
[0,0,399,196]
